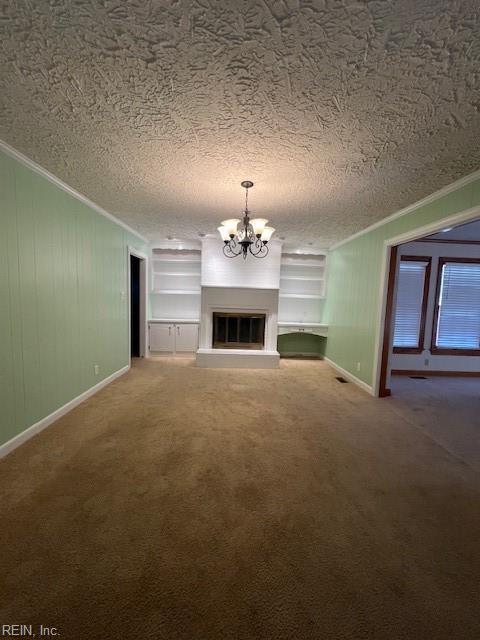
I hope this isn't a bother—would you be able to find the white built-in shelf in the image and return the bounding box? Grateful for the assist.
[152,256,201,264]
[149,318,200,324]
[280,259,325,270]
[154,271,200,277]
[153,263,200,271]
[279,293,325,300]
[278,321,327,328]
[152,289,201,295]
[150,249,202,320]
[278,253,327,324]
[281,254,325,263]
[152,271,201,292]
[277,321,328,337]
[280,275,324,281]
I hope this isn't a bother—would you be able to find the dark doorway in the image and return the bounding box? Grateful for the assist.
[130,254,141,357]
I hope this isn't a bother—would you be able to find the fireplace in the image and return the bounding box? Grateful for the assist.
[212,312,266,349]
[197,286,279,368]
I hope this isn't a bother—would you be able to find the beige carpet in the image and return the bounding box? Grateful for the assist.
[1,358,479,639]
[389,374,480,473]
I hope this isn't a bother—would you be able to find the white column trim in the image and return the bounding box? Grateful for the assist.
[372,204,480,396]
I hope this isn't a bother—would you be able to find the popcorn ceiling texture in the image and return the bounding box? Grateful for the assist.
[1,0,479,246]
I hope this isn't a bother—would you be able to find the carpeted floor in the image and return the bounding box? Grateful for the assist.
[1,358,479,639]
[390,374,480,473]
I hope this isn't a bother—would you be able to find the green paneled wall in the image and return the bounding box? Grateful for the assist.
[0,149,146,447]
[325,178,480,388]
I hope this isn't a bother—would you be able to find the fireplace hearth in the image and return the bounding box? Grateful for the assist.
[212,312,266,349]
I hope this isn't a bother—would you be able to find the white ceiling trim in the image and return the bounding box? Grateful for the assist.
[329,167,480,252]
[0,139,147,244]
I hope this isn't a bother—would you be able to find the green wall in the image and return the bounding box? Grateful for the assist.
[0,149,146,447]
[277,333,326,356]
[325,177,480,388]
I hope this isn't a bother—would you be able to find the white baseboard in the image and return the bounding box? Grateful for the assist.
[0,365,130,459]
[324,357,374,395]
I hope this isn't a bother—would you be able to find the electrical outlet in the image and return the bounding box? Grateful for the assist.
[94,364,100,376]
[356,362,361,372]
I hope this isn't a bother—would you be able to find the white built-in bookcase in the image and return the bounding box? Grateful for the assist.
[150,249,201,320]
[278,253,326,323]
[150,248,326,325]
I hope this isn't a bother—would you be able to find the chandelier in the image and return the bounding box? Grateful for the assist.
[218,181,275,259]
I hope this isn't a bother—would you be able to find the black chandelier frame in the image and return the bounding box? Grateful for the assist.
[222,181,269,260]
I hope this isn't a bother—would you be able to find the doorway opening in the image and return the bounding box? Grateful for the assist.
[128,247,148,361]
[130,255,141,357]
[377,215,480,397]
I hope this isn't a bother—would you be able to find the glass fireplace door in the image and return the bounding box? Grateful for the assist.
[213,313,266,349]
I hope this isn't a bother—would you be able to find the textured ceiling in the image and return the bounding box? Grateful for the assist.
[1,0,480,247]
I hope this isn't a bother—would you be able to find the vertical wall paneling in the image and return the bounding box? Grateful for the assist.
[16,164,43,427]
[0,153,20,442]
[325,178,480,388]
[0,149,147,448]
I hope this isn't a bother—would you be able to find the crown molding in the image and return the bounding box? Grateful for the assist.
[329,167,480,251]
[0,139,148,244]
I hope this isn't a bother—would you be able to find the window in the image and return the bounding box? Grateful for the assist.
[393,257,431,353]
[432,258,480,354]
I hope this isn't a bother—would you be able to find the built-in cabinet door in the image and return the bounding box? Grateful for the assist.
[149,324,175,352]
[174,323,199,352]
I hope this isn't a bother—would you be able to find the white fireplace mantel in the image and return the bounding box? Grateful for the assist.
[195,238,282,368]
[196,286,280,368]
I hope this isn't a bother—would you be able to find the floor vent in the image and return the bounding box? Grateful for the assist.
[410,375,427,379]
[335,376,348,383]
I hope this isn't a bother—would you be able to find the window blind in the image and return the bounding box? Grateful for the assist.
[435,262,480,349]
[393,261,428,348]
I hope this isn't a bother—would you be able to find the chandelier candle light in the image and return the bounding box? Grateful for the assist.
[218,181,275,259]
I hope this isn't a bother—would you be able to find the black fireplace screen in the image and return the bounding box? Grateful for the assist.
[212,313,266,349]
